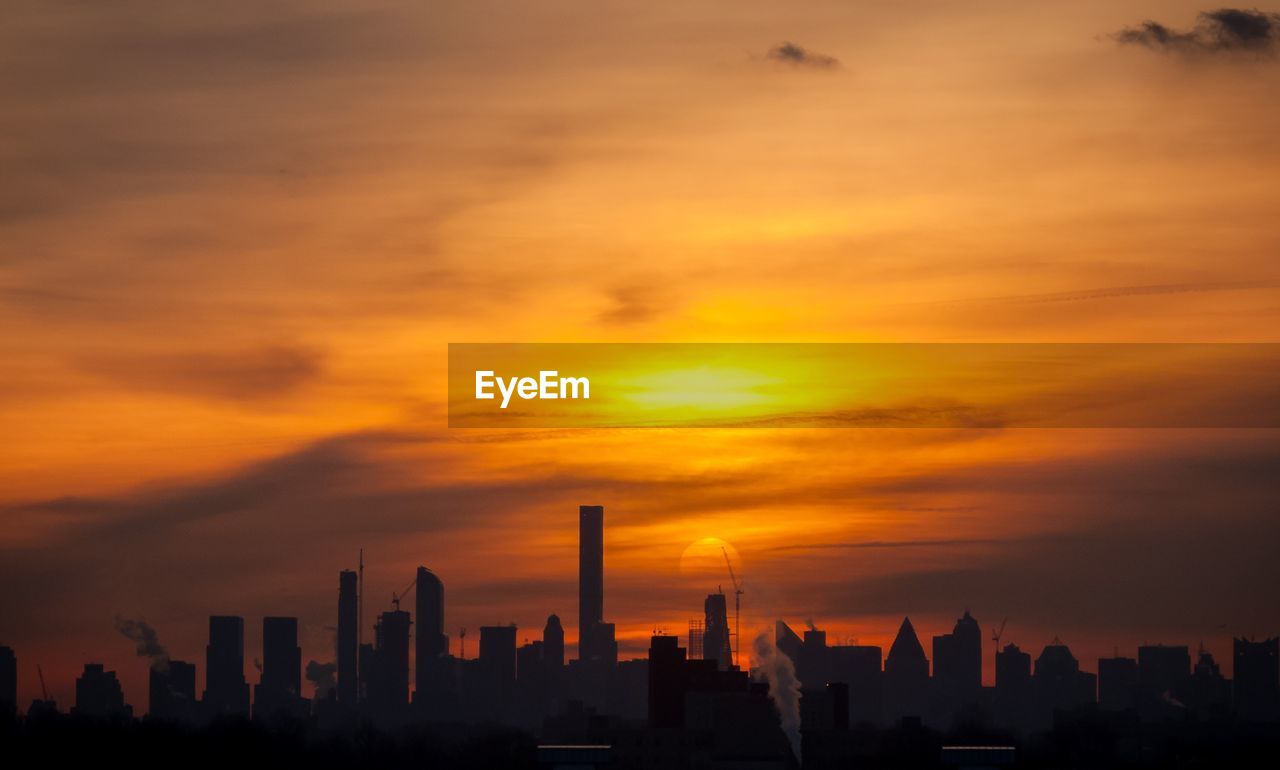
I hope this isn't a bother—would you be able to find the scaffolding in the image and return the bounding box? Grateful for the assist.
[688,619,704,660]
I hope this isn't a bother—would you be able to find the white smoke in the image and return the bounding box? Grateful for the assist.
[752,628,801,760]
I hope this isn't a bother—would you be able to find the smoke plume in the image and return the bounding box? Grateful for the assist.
[752,629,801,760]
[305,660,337,699]
[114,616,169,672]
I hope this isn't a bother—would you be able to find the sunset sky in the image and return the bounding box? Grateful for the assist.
[3,0,1280,711]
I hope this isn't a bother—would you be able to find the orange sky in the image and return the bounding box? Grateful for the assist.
[2,0,1279,711]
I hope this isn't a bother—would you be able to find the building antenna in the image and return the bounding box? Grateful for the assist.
[722,547,743,669]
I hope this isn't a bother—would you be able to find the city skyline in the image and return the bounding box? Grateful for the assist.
[3,0,1280,731]
[2,504,1275,720]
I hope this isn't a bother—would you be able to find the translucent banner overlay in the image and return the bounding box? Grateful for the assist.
[448,343,1280,428]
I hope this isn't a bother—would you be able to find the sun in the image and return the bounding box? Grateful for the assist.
[678,537,744,590]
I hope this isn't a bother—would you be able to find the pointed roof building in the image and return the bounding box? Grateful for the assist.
[888,617,927,665]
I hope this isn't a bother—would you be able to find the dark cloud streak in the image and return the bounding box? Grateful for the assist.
[1115,8,1280,55]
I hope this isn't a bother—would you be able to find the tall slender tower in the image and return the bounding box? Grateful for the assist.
[204,615,249,716]
[578,505,605,661]
[337,570,358,705]
[415,566,447,698]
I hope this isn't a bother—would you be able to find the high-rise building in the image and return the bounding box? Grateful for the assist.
[255,616,304,719]
[414,567,449,707]
[703,592,733,670]
[0,646,15,718]
[1137,644,1189,718]
[479,624,518,710]
[994,642,1032,731]
[337,570,359,706]
[1032,639,1094,728]
[544,614,565,669]
[1189,647,1230,716]
[1097,656,1138,711]
[883,617,929,723]
[368,609,411,719]
[75,663,130,718]
[149,660,196,722]
[1234,637,1279,722]
[578,505,606,662]
[204,615,249,716]
[828,644,883,725]
[415,567,447,662]
[648,634,688,728]
[931,610,982,721]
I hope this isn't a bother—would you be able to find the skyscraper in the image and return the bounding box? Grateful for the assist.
[0,646,16,718]
[883,617,929,723]
[75,663,130,718]
[648,634,688,728]
[255,616,304,719]
[932,610,982,720]
[703,592,733,670]
[1137,644,1189,718]
[544,614,565,669]
[1097,655,1138,711]
[578,505,605,662]
[479,624,518,709]
[414,566,448,700]
[995,642,1032,731]
[368,609,411,719]
[204,615,249,716]
[149,660,196,722]
[1234,637,1279,722]
[337,569,358,706]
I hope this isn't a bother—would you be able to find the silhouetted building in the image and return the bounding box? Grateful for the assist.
[1234,636,1279,722]
[995,642,1032,731]
[932,610,982,724]
[801,682,849,730]
[414,567,447,682]
[545,614,565,669]
[799,628,827,689]
[1032,639,1094,728]
[648,634,687,728]
[0,646,14,718]
[75,663,131,718]
[1189,647,1230,717]
[1098,655,1138,711]
[828,644,882,725]
[1137,644,1189,719]
[478,624,517,717]
[367,609,410,721]
[646,632,753,733]
[149,660,196,722]
[883,617,929,723]
[776,621,803,670]
[204,615,249,716]
[413,566,452,714]
[577,505,615,665]
[255,616,306,720]
[703,592,733,670]
[337,570,358,706]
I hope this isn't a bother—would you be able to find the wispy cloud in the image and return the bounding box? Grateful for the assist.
[765,41,840,69]
[1115,8,1280,55]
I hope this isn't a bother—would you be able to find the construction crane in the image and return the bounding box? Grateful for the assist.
[459,628,467,660]
[722,547,743,669]
[37,664,50,701]
[991,617,1008,648]
[391,575,417,611]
